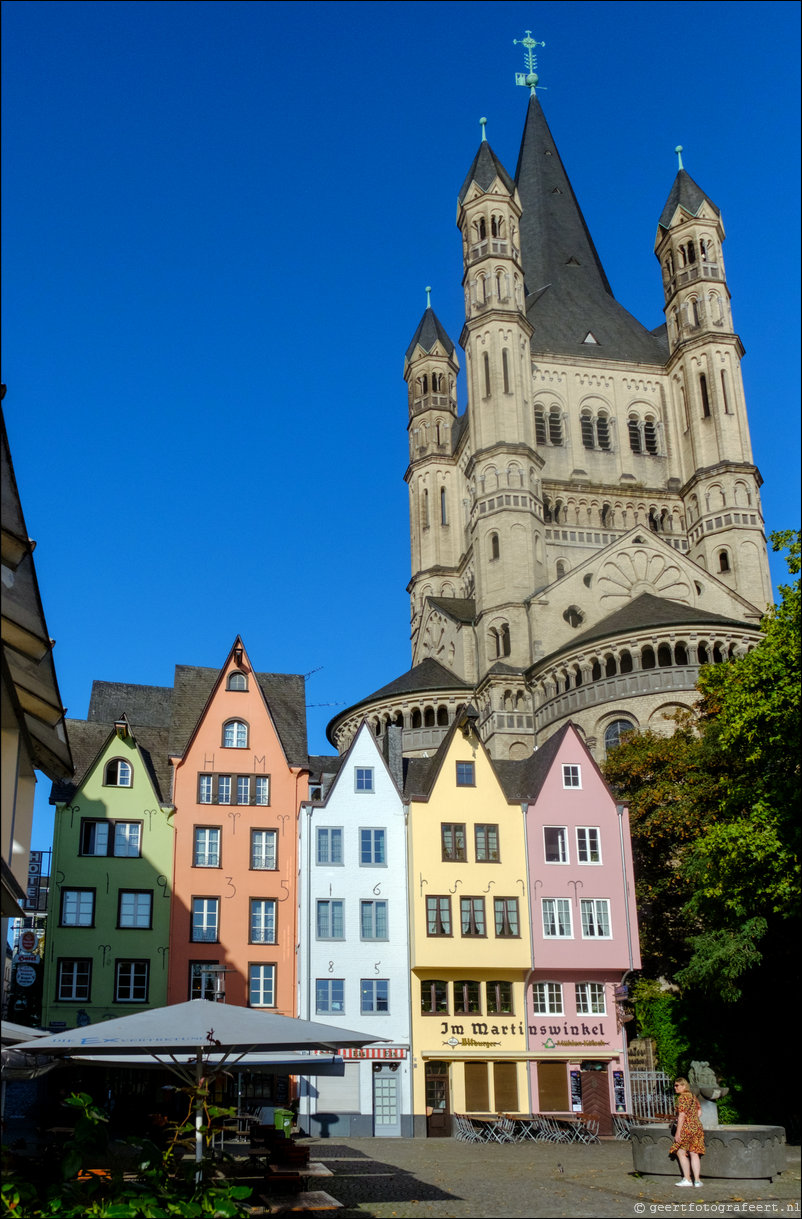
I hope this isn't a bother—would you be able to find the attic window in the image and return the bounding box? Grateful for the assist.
[552,187,563,195]
[582,332,599,345]
[566,257,580,265]
[227,673,247,691]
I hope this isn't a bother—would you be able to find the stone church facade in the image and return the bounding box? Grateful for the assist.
[329,89,770,763]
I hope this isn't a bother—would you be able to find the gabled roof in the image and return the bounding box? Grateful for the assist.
[457,139,516,204]
[514,95,668,364]
[405,307,456,362]
[169,663,308,768]
[402,707,482,801]
[494,721,570,803]
[658,168,720,231]
[51,718,171,806]
[87,680,172,727]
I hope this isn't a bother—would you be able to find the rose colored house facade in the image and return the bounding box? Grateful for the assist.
[167,639,308,1013]
[519,723,641,1132]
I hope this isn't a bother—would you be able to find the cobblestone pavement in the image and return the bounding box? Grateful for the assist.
[296,1137,801,1219]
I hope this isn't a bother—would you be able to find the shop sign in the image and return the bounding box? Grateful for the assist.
[340,1047,406,1060]
[15,952,39,965]
[570,1070,583,1112]
[25,852,43,910]
[15,965,37,987]
[20,930,37,952]
[613,1069,627,1112]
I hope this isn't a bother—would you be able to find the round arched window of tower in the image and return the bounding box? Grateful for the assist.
[604,719,636,755]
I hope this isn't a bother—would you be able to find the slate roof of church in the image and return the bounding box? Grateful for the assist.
[427,596,476,623]
[658,168,720,230]
[530,592,759,670]
[457,138,517,204]
[405,307,456,361]
[513,95,669,364]
[326,658,471,746]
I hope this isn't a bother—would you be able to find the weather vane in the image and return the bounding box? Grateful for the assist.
[514,29,546,95]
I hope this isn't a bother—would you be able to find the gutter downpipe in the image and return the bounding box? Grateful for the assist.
[616,802,636,1111]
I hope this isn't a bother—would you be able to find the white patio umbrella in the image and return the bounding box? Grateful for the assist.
[25,1000,381,1168]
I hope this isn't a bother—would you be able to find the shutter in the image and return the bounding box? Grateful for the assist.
[537,1061,569,1111]
[314,1062,360,1112]
[464,1062,489,1112]
[493,1062,519,1112]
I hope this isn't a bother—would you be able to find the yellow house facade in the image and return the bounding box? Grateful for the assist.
[405,710,532,1136]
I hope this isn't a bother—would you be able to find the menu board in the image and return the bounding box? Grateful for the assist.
[613,1069,627,1113]
[570,1070,583,1112]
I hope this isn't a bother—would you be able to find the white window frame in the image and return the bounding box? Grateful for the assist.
[193,826,221,867]
[249,963,275,1008]
[57,958,92,1001]
[562,764,581,788]
[251,828,277,870]
[316,826,343,866]
[61,889,95,927]
[191,897,219,942]
[542,897,573,938]
[237,776,251,805]
[104,758,133,787]
[115,959,149,1003]
[532,981,564,1015]
[223,720,249,748]
[254,776,270,806]
[198,775,214,804]
[575,982,607,1015]
[217,775,232,805]
[580,898,612,939]
[543,826,569,864]
[113,822,142,857]
[250,898,277,944]
[576,826,602,865]
[118,890,152,929]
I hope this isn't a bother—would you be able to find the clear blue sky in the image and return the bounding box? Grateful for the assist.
[2,2,799,852]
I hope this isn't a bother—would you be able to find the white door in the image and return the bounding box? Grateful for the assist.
[372,1064,401,1137]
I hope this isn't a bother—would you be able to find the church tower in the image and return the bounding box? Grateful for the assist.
[656,159,772,607]
[328,35,770,763]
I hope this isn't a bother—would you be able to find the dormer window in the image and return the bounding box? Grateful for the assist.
[223,720,249,748]
[104,759,132,787]
[227,673,247,692]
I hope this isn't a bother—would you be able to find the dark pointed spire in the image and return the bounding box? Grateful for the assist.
[405,306,455,362]
[658,167,720,231]
[513,94,666,363]
[458,138,516,205]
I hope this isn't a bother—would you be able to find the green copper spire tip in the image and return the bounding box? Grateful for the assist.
[425,286,432,309]
[479,116,487,142]
[675,145,684,170]
[514,29,546,95]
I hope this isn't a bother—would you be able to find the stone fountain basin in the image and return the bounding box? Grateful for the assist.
[630,1124,786,1180]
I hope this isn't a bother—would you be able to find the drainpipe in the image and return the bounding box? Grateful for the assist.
[616,803,636,1111]
[403,799,414,1136]
[521,800,536,1115]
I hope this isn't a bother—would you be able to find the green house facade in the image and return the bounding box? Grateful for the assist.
[42,714,174,1029]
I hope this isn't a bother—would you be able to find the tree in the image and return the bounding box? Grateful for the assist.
[604,530,800,997]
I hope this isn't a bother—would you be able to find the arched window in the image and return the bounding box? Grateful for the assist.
[596,414,611,450]
[657,644,673,668]
[604,719,635,755]
[436,706,449,727]
[483,352,491,396]
[628,417,642,454]
[600,503,612,529]
[423,707,435,728]
[223,720,249,748]
[643,418,658,454]
[478,216,487,241]
[619,650,633,674]
[534,408,547,446]
[591,660,602,681]
[543,497,553,524]
[641,646,656,670]
[500,624,511,657]
[227,672,247,691]
[580,411,594,449]
[411,708,422,729]
[718,550,730,573]
[604,653,616,678]
[422,489,429,528]
[555,559,567,579]
[440,487,448,526]
[104,758,132,787]
[700,373,711,417]
[675,643,689,665]
[489,532,500,561]
[502,348,510,393]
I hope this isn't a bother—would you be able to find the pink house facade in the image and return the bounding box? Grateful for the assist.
[520,723,640,1132]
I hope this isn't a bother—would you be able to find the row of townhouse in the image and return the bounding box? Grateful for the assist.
[42,638,640,1138]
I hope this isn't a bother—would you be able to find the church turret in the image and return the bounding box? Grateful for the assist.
[404,297,462,643]
[457,120,544,679]
[656,151,772,610]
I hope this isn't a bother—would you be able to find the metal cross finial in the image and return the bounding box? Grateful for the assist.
[675,144,684,170]
[514,29,546,95]
[479,116,487,142]
[425,285,432,309]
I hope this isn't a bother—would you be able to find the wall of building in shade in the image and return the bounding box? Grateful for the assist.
[42,642,639,1139]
